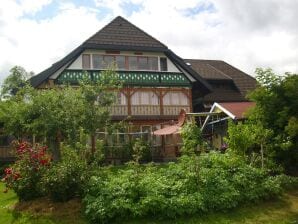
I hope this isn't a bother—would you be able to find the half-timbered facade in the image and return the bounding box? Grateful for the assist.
[30,16,212,132]
[27,16,256,161]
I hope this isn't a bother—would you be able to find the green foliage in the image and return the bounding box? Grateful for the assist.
[0,68,121,160]
[3,142,52,201]
[225,121,255,156]
[0,66,33,98]
[180,122,203,155]
[42,146,87,202]
[132,138,151,163]
[248,68,298,171]
[83,153,289,223]
[79,70,122,143]
[226,120,273,168]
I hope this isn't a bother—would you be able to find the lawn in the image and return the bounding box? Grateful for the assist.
[0,182,86,224]
[1,182,297,224]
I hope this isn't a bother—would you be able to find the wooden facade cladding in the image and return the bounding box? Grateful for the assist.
[109,87,192,117]
[48,69,192,118]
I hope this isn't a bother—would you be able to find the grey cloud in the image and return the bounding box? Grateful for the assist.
[214,0,298,33]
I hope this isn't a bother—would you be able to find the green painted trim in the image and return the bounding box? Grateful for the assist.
[55,70,191,87]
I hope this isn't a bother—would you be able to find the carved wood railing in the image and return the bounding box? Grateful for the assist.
[109,105,128,116]
[109,105,191,116]
[131,105,160,115]
[163,105,190,115]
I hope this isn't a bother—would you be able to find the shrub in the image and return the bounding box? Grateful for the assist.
[180,122,203,155]
[42,146,87,202]
[83,152,289,223]
[2,141,52,200]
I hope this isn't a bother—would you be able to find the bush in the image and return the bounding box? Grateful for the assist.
[42,146,87,202]
[83,152,290,223]
[2,141,52,201]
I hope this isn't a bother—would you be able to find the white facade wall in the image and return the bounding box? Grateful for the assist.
[68,50,180,72]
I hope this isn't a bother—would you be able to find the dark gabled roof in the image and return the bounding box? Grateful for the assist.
[184,59,257,103]
[203,87,246,102]
[166,51,212,93]
[84,16,168,50]
[185,59,257,96]
[30,47,84,87]
[29,16,211,93]
[184,59,232,80]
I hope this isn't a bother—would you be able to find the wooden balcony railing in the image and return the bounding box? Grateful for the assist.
[163,105,190,115]
[109,105,128,116]
[131,105,160,115]
[109,105,191,116]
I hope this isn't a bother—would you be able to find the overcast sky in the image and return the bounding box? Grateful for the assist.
[0,0,297,83]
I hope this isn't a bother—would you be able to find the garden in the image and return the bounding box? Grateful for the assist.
[0,68,298,223]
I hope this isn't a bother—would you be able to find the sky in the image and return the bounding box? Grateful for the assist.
[0,0,297,83]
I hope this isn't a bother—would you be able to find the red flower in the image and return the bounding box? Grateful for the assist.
[39,159,48,165]
[4,168,12,175]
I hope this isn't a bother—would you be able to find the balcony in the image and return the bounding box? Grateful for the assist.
[131,105,160,115]
[56,70,191,87]
[163,105,190,115]
[109,105,190,117]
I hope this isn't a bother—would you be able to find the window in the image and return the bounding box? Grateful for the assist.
[103,55,114,68]
[82,54,91,69]
[148,57,158,70]
[92,55,126,69]
[116,56,126,70]
[92,54,103,69]
[90,54,159,71]
[115,92,127,105]
[163,92,188,105]
[131,91,159,105]
[138,57,149,70]
[129,56,138,70]
[160,57,167,71]
[128,56,158,71]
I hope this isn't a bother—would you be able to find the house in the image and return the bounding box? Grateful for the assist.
[29,16,257,160]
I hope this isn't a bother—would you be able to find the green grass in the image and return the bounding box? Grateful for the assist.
[0,183,86,224]
[1,182,298,224]
[0,180,18,224]
[125,191,298,224]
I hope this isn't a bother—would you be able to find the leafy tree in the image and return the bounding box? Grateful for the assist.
[1,66,33,98]
[80,69,122,153]
[248,68,298,171]
[225,121,255,158]
[0,69,121,160]
[226,120,272,168]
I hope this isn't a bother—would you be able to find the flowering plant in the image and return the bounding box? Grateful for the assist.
[2,141,52,200]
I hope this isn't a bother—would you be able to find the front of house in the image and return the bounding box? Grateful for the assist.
[26,16,256,161]
[30,16,212,134]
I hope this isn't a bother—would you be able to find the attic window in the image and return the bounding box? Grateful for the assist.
[160,57,167,71]
[82,54,91,69]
